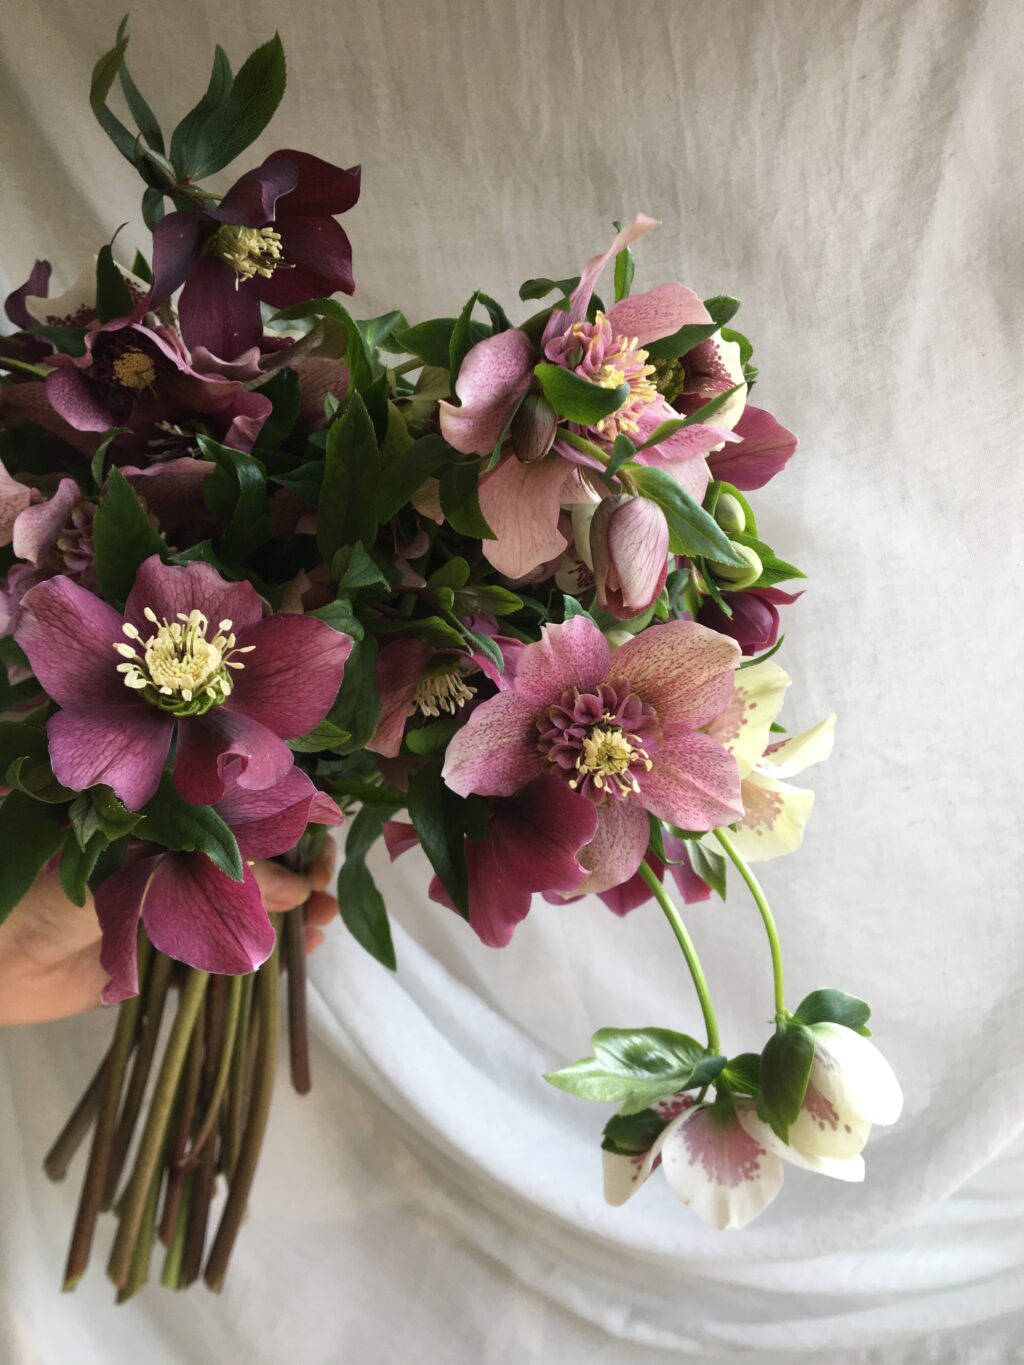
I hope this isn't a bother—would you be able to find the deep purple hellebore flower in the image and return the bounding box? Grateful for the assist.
[442,615,742,893]
[698,585,802,656]
[145,150,360,359]
[96,766,342,1003]
[384,773,600,948]
[14,555,352,810]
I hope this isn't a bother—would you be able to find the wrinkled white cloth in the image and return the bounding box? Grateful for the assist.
[1,0,1022,1360]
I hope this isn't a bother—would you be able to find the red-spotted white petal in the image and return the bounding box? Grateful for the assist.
[649,1103,784,1230]
[602,1150,653,1206]
[24,259,148,327]
[706,331,747,436]
[706,771,815,863]
[756,713,836,779]
[704,662,790,779]
[809,1023,904,1126]
[734,1099,866,1182]
[785,1081,872,1161]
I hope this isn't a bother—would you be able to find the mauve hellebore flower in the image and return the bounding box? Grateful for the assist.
[442,615,742,892]
[438,216,741,580]
[96,766,342,1004]
[145,151,360,359]
[14,556,352,810]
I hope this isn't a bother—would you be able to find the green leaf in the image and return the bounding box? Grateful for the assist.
[518,275,579,302]
[92,467,168,603]
[644,321,721,363]
[4,756,74,804]
[251,368,300,458]
[601,1108,667,1155]
[706,479,758,537]
[439,460,495,539]
[335,542,390,592]
[407,764,470,918]
[544,1058,683,1112]
[0,792,66,925]
[135,776,243,882]
[69,786,141,849]
[59,831,107,908]
[131,249,152,284]
[704,295,741,327]
[719,1052,761,1096]
[730,532,806,587]
[179,35,286,179]
[756,1018,816,1141]
[449,292,481,382]
[0,721,48,772]
[534,362,628,424]
[95,243,134,324]
[794,989,872,1036]
[169,45,233,176]
[358,310,407,355]
[404,717,464,755]
[452,584,523,617]
[562,593,597,624]
[375,615,465,649]
[89,31,137,163]
[612,220,635,302]
[592,1027,706,1079]
[318,394,380,563]
[374,433,452,523]
[721,325,753,365]
[397,317,489,370]
[317,602,381,752]
[286,720,352,754]
[684,839,727,900]
[545,1027,722,1115]
[90,427,131,490]
[115,18,164,153]
[141,187,166,230]
[629,466,748,567]
[606,434,636,479]
[197,437,272,561]
[338,805,396,968]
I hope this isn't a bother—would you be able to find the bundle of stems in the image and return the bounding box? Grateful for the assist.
[44,888,314,1300]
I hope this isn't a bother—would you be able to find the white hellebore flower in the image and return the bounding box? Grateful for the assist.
[703,660,836,862]
[603,1095,784,1230]
[23,259,149,329]
[738,1023,903,1180]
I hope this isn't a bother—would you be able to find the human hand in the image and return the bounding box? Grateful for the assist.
[0,844,339,1026]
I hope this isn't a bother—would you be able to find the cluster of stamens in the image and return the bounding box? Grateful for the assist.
[537,681,659,801]
[113,608,254,717]
[414,665,476,718]
[111,348,157,390]
[214,225,288,288]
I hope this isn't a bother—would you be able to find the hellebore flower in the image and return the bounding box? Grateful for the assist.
[582,495,670,620]
[14,556,352,810]
[442,615,742,893]
[44,318,271,453]
[698,585,802,656]
[2,477,95,637]
[702,661,835,861]
[384,773,599,947]
[96,766,342,1003]
[738,1024,903,1179]
[438,217,739,579]
[671,331,748,434]
[603,1093,784,1229]
[0,462,35,547]
[146,151,360,359]
[706,405,798,491]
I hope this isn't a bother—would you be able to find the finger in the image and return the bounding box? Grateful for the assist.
[304,889,338,928]
[252,860,310,911]
[305,927,326,955]
[308,841,338,893]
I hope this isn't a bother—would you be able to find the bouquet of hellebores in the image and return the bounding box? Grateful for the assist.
[0,25,902,1299]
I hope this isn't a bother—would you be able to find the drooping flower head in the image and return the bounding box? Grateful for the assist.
[15,556,352,810]
[443,615,742,892]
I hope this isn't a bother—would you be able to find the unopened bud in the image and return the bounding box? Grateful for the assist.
[714,492,746,535]
[710,542,762,591]
[511,391,558,464]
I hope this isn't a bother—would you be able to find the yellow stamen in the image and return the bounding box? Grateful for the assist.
[112,349,156,390]
[414,668,476,718]
[213,225,287,288]
[568,724,653,798]
[113,609,250,716]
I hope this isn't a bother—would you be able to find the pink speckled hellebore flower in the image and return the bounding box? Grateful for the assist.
[14,556,351,810]
[438,216,740,579]
[96,766,342,1003]
[442,615,742,892]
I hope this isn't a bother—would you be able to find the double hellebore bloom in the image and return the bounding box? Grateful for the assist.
[146,151,360,358]
[443,615,742,892]
[14,556,351,810]
[738,1024,903,1180]
[96,766,342,1003]
[602,1093,784,1230]
[438,216,740,579]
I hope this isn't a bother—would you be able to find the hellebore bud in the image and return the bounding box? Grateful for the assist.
[714,492,746,536]
[590,495,670,620]
[709,541,763,592]
[511,391,558,464]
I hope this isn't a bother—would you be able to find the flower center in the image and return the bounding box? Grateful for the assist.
[213,225,287,288]
[113,608,254,717]
[547,312,659,439]
[537,681,659,802]
[111,348,157,390]
[414,664,476,718]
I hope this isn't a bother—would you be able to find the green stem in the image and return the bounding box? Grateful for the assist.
[714,827,786,1016]
[0,356,51,379]
[638,860,720,1053]
[182,974,243,1166]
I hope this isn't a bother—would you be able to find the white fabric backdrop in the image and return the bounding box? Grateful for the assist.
[1,0,1022,1360]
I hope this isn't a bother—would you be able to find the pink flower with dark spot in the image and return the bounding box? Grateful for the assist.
[442,614,742,893]
[14,555,352,811]
[96,766,341,1003]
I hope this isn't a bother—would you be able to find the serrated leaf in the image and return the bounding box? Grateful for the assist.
[169,45,233,176]
[92,467,168,603]
[69,786,141,848]
[396,316,489,370]
[135,775,243,882]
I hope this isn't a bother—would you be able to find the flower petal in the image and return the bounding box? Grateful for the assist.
[438,329,534,455]
[810,1023,904,1126]
[47,703,172,810]
[0,463,33,547]
[708,772,814,862]
[365,639,432,757]
[489,777,599,895]
[143,856,275,976]
[734,1097,866,1182]
[786,1080,872,1162]
[477,452,572,579]
[95,854,164,1004]
[11,477,80,564]
[642,729,742,831]
[704,662,791,780]
[707,405,798,491]
[262,217,355,305]
[611,620,739,728]
[757,714,836,779]
[215,766,341,860]
[543,214,661,343]
[513,614,612,707]
[656,1103,784,1230]
[147,211,206,309]
[172,707,294,806]
[606,282,711,346]
[5,259,51,329]
[603,1150,652,1206]
[43,364,112,432]
[576,798,650,894]
[441,691,544,797]
[124,555,264,634]
[228,614,352,737]
[15,577,125,707]
[269,150,361,217]
[178,253,263,359]
[212,158,300,224]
